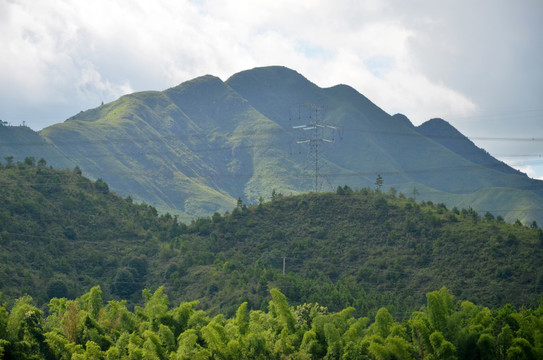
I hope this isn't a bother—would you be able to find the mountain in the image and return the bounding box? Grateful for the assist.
[416,118,523,176]
[0,124,74,170]
[1,162,541,315]
[1,66,542,223]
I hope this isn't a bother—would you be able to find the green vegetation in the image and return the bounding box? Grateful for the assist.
[0,125,74,170]
[0,286,542,359]
[2,66,542,224]
[0,157,184,305]
[417,118,523,176]
[1,159,541,320]
[2,67,542,359]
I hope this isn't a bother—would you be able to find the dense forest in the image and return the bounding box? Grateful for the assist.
[1,286,542,359]
[1,157,542,322]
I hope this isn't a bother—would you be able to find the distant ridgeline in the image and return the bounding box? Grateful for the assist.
[0,158,541,319]
[1,66,542,224]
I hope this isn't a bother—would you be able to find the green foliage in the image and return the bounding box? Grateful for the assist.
[1,287,540,359]
[375,173,384,191]
[0,163,180,305]
[47,280,69,299]
[0,162,542,320]
[270,288,296,334]
[426,287,455,336]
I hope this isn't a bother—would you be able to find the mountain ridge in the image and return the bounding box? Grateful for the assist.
[416,118,524,177]
[1,65,541,223]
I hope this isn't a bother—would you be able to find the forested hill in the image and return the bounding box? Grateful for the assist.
[1,159,542,318]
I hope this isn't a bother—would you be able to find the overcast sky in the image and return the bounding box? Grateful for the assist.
[1,0,542,178]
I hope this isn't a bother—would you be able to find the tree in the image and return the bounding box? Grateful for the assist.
[47,280,69,299]
[94,178,109,193]
[412,187,420,201]
[373,307,394,338]
[5,296,49,359]
[78,286,103,319]
[270,288,296,334]
[3,156,13,167]
[426,287,454,336]
[141,286,170,325]
[388,186,397,197]
[37,158,47,168]
[111,268,136,298]
[375,174,383,190]
[429,331,456,359]
[24,157,36,167]
[484,211,495,221]
[235,302,249,335]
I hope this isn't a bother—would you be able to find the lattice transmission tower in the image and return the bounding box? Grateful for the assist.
[290,104,339,192]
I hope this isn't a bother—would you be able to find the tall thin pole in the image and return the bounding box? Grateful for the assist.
[314,123,319,192]
[283,256,286,275]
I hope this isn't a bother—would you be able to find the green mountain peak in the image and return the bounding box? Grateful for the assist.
[2,66,542,223]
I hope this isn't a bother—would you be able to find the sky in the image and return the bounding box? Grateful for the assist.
[1,0,542,179]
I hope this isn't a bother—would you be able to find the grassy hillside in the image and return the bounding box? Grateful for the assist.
[391,182,543,224]
[416,118,524,176]
[0,124,74,170]
[226,66,543,222]
[38,89,239,219]
[2,66,542,224]
[1,161,541,319]
[37,74,309,220]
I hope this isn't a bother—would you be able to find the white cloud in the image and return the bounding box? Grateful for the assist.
[76,61,133,104]
[512,164,543,181]
[0,0,540,144]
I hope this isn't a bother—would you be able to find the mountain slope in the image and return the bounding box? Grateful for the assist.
[1,66,542,223]
[42,87,238,216]
[36,74,312,219]
[416,118,523,176]
[0,124,74,169]
[226,67,522,193]
[226,67,543,222]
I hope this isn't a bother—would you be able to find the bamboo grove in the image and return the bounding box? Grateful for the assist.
[1,286,542,359]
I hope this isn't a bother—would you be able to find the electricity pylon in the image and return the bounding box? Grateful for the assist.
[290,104,338,192]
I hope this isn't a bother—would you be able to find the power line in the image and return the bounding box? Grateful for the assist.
[2,168,543,215]
[440,107,543,123]
[6,158,543,184]
[3,122,541,156]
